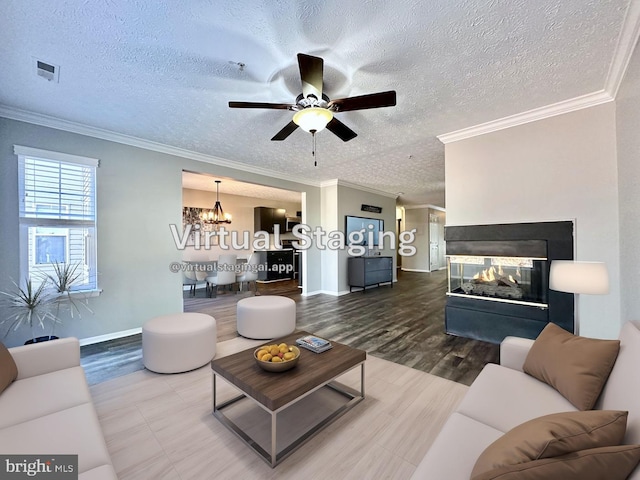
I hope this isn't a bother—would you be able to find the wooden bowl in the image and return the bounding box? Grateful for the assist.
[254,345,301,372]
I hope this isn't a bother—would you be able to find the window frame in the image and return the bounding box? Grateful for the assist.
[14,145,100,293]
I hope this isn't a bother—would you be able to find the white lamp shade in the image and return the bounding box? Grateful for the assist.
[292,107,333,133]
[549,261,609,295]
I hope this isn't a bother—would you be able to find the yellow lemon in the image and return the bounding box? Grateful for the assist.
[279,345,288,354]
[261,353,272,362]
[257,349,268,359]
[269,346,280,356]
[271,356,282,363]
[283,352,295,361]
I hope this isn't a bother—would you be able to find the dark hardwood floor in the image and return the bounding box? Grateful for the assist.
[81,270,499,386]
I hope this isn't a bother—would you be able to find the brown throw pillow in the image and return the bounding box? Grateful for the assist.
[0,342,18,394]
[472,444,640,480]
[523,322,620,410]
[471,410,628,477]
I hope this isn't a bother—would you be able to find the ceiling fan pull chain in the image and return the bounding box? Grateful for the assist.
[312,130,317,167]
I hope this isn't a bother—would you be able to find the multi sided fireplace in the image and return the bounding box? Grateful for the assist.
[444,221,574,344]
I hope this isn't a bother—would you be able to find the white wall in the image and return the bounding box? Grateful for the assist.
[320,183,340,294]
[445,103,620,339]
[616,37,640,324]
[0,117,321,346]
[430,208,446,269]
[403,207,430,271]
[401,206,446,272]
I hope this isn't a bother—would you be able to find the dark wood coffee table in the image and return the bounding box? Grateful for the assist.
[211,331,366,467]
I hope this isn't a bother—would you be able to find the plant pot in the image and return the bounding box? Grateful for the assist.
[25,335,59,345]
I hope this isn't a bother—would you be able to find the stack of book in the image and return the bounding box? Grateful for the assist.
[296,335,333,353]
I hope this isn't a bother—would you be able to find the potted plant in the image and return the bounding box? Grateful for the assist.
[45,262,92,339]
[0,278,57,343]
[1,262,93,344]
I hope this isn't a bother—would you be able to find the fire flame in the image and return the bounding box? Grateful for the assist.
[473,266,497,282]
[472,267,519,284]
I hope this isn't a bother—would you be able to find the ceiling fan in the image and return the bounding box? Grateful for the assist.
[228,53,397,142]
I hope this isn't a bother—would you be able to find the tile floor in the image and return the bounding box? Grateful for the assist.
[90,336,468,480]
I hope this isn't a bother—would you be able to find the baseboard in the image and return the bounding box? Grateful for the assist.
[301,290,322,297]
[401,268,431,273]
[301,289,350,297]
[79,328,142,346]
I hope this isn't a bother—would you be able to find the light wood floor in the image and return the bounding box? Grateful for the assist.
[90,336,468,480]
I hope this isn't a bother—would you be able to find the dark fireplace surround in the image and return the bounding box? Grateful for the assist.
[444,221,574,344]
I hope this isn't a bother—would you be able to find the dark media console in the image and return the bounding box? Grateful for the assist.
[348,256,393,292]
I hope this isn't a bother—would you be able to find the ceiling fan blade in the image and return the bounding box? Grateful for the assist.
[298,53,323,100]
[328,90,397,112]
[326,118,357,142]
[271,121,299,141]
[229,101,295,110]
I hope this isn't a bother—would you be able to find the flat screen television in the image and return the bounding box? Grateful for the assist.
[345,215,384,246]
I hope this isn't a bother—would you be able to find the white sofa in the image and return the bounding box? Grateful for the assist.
[0,337,117,480]
[411,321,640,479]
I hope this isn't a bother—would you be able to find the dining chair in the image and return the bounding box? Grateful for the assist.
[182,262,207,296]
[206,254,237,297]
[236,252,260,294]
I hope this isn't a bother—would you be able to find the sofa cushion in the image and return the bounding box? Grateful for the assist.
[597,322,640,446]
[9,337,81,380]
[523,322,620,410]
[472,444,640,480]
[471,410,628,477]
[457,363,577,433]
[410,412,504,480]
[0,403,112,475]
[0,366,93,429]
[0,342,18,394]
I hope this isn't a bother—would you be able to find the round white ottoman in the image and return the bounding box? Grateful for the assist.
[142,313,216,373]
[236,296,296,340]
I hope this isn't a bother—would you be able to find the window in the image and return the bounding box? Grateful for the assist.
[15,145,99,291]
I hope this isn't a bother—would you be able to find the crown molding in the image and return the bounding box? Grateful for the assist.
[0,104,319,188]
[403,204,446,211]
[319,179,398,199]
[437,3,640,145]
[0,105,399,199]
[437,90,613,144]
[605,0,640,97]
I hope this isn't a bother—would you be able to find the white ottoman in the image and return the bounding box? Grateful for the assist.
[142,313,216,373]
[236,296,296,340]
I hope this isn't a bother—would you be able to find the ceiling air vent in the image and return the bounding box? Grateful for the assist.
[34,58,60,82]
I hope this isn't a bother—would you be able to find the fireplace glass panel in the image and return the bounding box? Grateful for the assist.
[447,255,548,307]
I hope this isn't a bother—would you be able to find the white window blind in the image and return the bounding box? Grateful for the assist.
[15,145,99,291]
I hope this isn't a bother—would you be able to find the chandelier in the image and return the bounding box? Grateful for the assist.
[201,180,232,226]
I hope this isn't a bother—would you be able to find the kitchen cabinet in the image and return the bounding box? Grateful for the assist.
[254,207,286,234]
[256,249,295,281]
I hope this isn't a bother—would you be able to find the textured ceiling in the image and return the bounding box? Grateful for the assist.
[0,0,632,206]
[182,171,302,203]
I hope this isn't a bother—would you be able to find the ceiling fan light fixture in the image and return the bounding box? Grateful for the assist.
[293,107,333,133]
